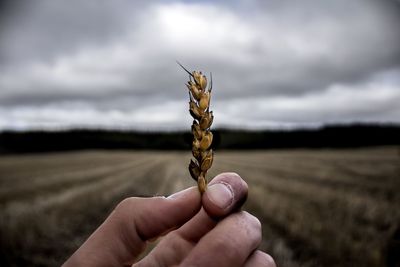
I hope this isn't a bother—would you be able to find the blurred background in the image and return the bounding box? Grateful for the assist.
[0,0,399,266]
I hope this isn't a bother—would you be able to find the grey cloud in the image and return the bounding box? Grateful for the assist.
[0,0,399,130]
[0,0,149,65]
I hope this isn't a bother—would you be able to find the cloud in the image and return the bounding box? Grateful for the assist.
[2,68,398,131]
[0,100,190,131]
[215,70,400,128]
[0,0,399,130]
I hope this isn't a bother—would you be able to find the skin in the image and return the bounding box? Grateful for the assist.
[63,173,276,267]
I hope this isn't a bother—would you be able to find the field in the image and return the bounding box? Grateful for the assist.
[0,147,399,266]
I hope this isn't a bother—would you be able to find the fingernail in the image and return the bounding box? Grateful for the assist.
[167,187,196,199]
[207,182,234,209]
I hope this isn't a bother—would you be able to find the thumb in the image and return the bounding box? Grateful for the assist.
[63,187,201,267]
[202,172,248,218]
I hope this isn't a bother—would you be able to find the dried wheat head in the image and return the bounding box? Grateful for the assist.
[178,62,214,194]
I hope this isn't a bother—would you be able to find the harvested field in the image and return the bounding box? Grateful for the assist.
[0,147,399,266]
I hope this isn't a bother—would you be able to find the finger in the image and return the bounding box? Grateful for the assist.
[180,211,262,267]
[244,250,277,267]
[63,187,201,267]
[202,172,248,218]
[135,173,249,266]
[133,208,213,266]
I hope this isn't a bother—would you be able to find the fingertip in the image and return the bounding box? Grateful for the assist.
[202,172,248,218]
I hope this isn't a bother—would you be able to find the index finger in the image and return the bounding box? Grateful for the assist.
[63,187,201,267]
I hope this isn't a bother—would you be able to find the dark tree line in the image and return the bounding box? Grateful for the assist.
[0,124,399,154]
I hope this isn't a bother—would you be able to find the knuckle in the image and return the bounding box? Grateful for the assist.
[239,211,262,246]
[114,197,139,217]
[227,211,262,247]
[213,235,243,260]
[242,211,262,233]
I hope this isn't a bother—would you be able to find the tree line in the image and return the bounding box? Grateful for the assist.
[0,124,399,153]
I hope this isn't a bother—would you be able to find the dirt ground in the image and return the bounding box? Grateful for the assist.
[0,147,399,266]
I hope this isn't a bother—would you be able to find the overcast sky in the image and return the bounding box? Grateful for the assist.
[1,0,400,131]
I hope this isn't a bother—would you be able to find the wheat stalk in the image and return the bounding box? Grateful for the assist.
[178,62,214,194]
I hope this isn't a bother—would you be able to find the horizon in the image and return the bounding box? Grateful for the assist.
[1,121,400,134]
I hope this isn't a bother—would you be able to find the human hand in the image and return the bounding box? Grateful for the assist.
[63,173,276,267]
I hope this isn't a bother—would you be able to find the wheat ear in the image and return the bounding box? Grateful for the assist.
[178,62,214,194]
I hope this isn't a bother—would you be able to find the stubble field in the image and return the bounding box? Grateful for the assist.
[0,147,399,266]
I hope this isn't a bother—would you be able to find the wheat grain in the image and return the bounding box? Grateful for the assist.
[178,62,214,194]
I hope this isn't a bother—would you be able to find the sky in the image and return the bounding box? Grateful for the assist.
[0,0,400,131]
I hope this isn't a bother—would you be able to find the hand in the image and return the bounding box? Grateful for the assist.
[63,173,276,267]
